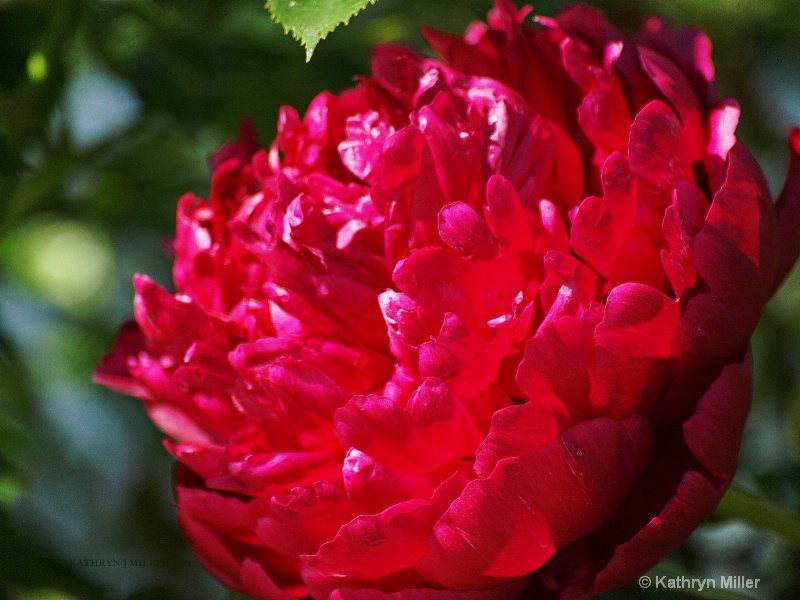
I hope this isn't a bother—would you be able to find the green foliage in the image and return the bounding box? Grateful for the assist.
[266,0,378,61]
[0,330,35,482]
[715,485,800,548]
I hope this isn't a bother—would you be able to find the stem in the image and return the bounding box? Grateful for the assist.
[714,483,800,547]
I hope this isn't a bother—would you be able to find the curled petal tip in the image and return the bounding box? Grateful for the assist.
[790,125,800,154]
[772,125,800,293]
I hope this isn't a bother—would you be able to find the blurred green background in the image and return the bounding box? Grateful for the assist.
[0,1,799,599]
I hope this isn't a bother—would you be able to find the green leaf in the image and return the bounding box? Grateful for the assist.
[265,0,378,61]
[714,483,800,547]
[786,387,800,465]
[0,329,37,476]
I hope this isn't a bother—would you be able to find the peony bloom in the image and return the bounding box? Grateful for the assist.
[96,1,800,598]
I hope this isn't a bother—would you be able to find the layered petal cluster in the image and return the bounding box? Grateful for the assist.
[96,2,800,599]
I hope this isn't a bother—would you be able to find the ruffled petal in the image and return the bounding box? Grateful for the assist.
[93,321,149,398]
[592,283,680,418]
[438,202,499,260]
[334,384,482,476]
[415,417,654,589]
[133,274,226,359]
[569,152,636,278]
[704,99,740,194]
[304,499,440,581]
[256,482,359,558]
[485,175,535,252]
[628,100,690,191]
[516,309,600,427]
[175,467,303,598]
[637,47,704,162]
[211,119,261,170]
[639,18,716,105]
[425,308,533,399]
[339,111,396,184]
[658,142,778,426]
[660,181,710,298]
[343,449,437,513]
[424,3,579,129]
[208,449,345,496]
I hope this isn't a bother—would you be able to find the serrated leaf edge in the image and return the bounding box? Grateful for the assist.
[265,0,378,62]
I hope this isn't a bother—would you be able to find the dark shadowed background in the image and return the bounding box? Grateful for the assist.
[1,1,799,599]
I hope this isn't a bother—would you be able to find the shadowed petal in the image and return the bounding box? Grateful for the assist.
[773,128,800,293]
[592,471,721,594]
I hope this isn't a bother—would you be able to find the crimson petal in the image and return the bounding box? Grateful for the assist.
[415,416,654,589]
[773,128,800,293]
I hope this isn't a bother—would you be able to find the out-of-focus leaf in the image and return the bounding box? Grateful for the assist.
[13,589,79,600]
[0,510,107,600]
[787,387,800,465]
[0,474,25,506]
[0,219,115,315]
[0,329,36,476]
[127,585,183,600]
[266,0,378,61]
[0,329,30,413]
[715,484,800,547]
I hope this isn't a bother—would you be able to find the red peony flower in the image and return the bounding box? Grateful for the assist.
[96,1,800,598]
